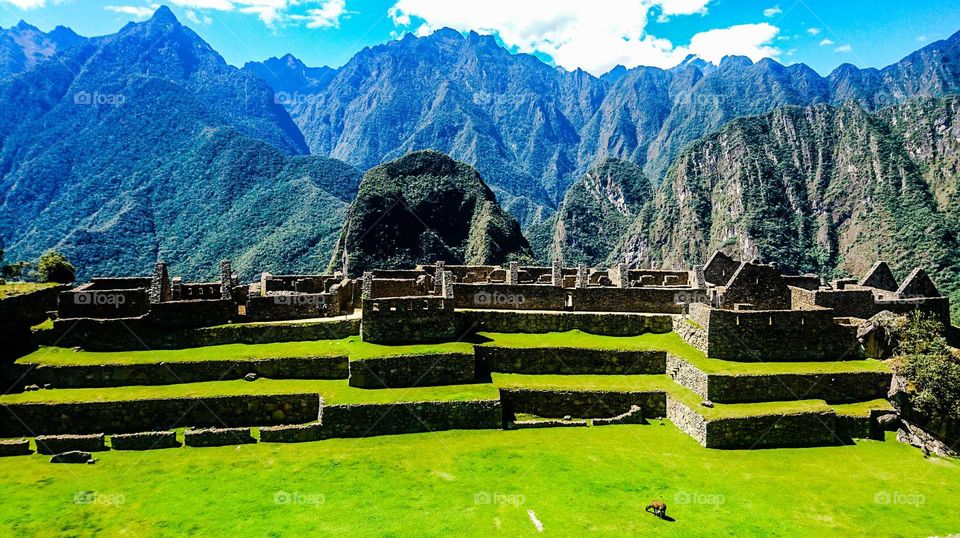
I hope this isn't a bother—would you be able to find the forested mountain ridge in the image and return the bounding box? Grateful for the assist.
[0,7,356,280]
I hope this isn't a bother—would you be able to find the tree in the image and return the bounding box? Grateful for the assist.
[36,251,75,283]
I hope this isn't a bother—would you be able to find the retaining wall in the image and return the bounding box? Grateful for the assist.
[14,356,349,389]
[110,431,181,450]
[0,393,321,436]
[499,388,666,419]
[361,297,460,344]
[666,355,891,403]
[320,400,502,438]
[476,346,666,375]
[184,427,255,447]
[460,311,673,336]
[41,316,360,351]
[348,353,476,388]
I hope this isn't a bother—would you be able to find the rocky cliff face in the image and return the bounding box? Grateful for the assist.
[330,150,533,276]
[612,96,960,314]
[545,159,651,266]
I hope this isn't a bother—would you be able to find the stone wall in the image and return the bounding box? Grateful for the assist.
[476,346,666,375]
[320,400,502,438]
[679,303,859,361]
[110,431,181,450]
[147,299,235,329]
[460,310,673,336]
[41,316,359,351]
[452,283,566,310]
[35,433,107,454]
[246,293,337,322]
[704,412,839,449]
[370,278,427,299]
[57,288,150,320]
[0,393,321,436]
[791,287,876,319]
[184,427,255,447]
[571,288,685,314]
[0,285,64,362]
[13,356,349,389]
[361,297,460,344]
[707,371,891,404]
[499,388,666,419]
[666,355,891,403]
[348,353,476,388]
[666,396,708,444]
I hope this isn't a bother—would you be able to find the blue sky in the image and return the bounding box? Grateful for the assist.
[1,0,958,75]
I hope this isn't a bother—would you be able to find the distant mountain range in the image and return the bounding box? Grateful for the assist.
[247,26,960,228]
[0,7,353,280]
[1,5,959,308]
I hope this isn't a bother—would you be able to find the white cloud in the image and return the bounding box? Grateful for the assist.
[806,27,820,36]
[185,9,213,24]
[291,0,347,29]
[916,34,928,42]
[763,5,781,17]
[161,1,345,27]
[105,5,159,19]
[818,38,834,46]
[0,0,47,9]
[834,44,852,53]
[388,0,781,74]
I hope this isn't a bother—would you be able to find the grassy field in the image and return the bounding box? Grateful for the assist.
[0,378,500,405]
[18,336,474,366]
[0,426,956,537]
[0,282,58,300]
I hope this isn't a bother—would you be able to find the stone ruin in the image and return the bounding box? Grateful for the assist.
[50,253,948,357]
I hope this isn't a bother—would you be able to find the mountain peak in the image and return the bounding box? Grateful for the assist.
[719,55,753,69]
[428,27,464,43]
[148,5,180,26]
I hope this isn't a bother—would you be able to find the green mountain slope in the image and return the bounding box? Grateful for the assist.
[611,96,960,317]
[330,150,533,276]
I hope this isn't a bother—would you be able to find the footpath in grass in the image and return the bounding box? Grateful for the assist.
[0,426,957,537]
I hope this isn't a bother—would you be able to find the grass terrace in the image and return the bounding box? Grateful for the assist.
[17,336,474,366]
[480,330,890,374]
[0,282,58,300]
[0,427,957,536]
[0,379,499,405]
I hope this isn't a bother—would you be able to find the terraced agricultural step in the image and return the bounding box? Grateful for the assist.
[666,354,892,404]
[666,386,893,449]
[476,346,665,375]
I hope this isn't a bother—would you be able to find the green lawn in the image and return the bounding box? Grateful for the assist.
[0,379,499,405]
[18,336,474,366]
[481,331,889,374]
[0,426,956,536]
[0,282,58,300]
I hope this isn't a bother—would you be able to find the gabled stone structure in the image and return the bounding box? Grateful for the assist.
[703,251,740,286]
[897,268,942,299]
[716,262,791,310]
[859,261,899,292]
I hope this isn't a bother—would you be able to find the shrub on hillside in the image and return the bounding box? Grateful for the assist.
[36,251,75,284]
[892,312,960,424]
